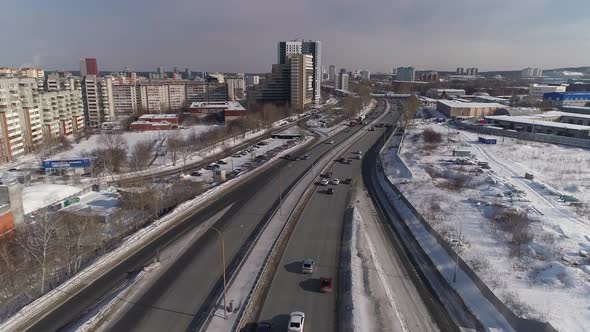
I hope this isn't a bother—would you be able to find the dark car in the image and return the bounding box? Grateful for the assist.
[256,321,272,332]
[190,171,202,177]
[217,160,228,165]
[326,188,334,195]
[343,178,352,184]
[320,277,333,293]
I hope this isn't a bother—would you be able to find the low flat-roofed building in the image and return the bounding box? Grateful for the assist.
[437,100,505,118]
[188,101,246,121]
[138,113,179,125]
[543,92,590,107]
[426,88,466,99]
[561,106,590,115]
[129,120,176,131]
[485,115,590,139]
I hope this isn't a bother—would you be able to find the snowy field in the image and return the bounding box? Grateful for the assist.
[386,120,590,332]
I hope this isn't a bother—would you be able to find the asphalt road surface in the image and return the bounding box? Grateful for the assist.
[257,121,393,331]
[104,107,386,331]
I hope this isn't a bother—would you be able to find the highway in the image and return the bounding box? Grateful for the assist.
[255,109,411,331]
[21,103,386,332]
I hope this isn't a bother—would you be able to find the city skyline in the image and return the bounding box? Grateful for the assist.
[1,0,590,73]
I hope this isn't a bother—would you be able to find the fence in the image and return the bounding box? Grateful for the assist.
[457,122,590,149]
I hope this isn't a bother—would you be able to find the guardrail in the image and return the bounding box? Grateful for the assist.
[233,102,389,331]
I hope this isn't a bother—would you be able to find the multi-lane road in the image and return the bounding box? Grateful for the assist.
[254,107,440,331]
[24,102,386,332]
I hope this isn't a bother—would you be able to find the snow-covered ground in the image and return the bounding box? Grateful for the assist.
[22,183,85,214]
[387,120,590,332]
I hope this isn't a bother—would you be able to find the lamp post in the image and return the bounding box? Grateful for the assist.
[210,226,227,319]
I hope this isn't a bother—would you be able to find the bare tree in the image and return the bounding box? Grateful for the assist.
[129,140,154,171]
[97,134,127,173]
[401,95,420,126]
[15,213,60,294]
[57,135,72,151]
[167,131,183,167]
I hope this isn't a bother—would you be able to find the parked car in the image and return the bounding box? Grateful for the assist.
[288,312,305,332]
[320,172,332,178]
[257,141,269,146]
[326,188,335,194]
[190,171,202,177]
[302,259,314,273]
[320,277,333,293]
[232,153,242,158]
[217,160,228,165]
[205,163,217,170]
[326,140,334,144]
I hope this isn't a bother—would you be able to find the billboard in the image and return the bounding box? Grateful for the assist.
[41,158,92,169]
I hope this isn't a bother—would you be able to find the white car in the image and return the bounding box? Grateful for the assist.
[288,312,305,332]
[320,179,329,186]
[355,154,362,160]
[330,178,340,185]
[356,150,362,155]
[327,140,334,144]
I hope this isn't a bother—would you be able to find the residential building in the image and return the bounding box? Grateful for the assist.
[465,67,478,76]
[226,77,246,101]
[336,69,349,91]
[396,67,415,81]
[328,65,336,82]
[184,68,192,80]
[246,75,260,86]
[437,100,505,118]
[521,67,543,78]
[0,78,43,162]
[543,92,590,107]
[456,67,465,75]
[529,83,567,100]
[360,70,371,81]
[82,75,115,127]
[186,81,227,103]
[290,54,314,109]
[39,89,84,137]
[80,58,98,77]
[19,68,44,80]
[417,71,439,82]
[111,83,139,117]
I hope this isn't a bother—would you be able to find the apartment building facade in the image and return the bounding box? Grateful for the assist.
[290,54,313,109]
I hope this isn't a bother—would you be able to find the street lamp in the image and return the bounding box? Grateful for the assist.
[210,226,228,319]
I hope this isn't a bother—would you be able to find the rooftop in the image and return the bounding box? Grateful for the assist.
[139,114,178,120]
[485,115,590,131]
[189,101,245,111]
[438,100,506,108]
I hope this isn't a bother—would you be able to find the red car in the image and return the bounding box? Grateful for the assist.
[320,277,333,293]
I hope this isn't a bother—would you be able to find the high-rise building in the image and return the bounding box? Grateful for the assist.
[111,83,139,117]
[227,77,246,101]
[396,67,415,81]
[80,58,98,77]
[465,67,478,76]
[417,71,439,82]
[249,64,291,103]
[184,68,192,80]
[521,67,543,78]
[337,69,349,91]
[186,81,227,104]
[246,75,260,86]
[289,54,314,109]
[82,75,115,127]
[328,65,336,82]
[277,40,321,103]
[360,70,371,81]
[456,67,465,75]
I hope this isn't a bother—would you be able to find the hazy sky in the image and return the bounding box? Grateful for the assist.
[2,0,590,73]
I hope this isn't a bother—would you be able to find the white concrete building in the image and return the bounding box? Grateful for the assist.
[111,83,139,118]
[521,67,543,78]
[246,75,260,86]
[328,65,336,82]
[360,70,371,81]
[82,75,115,127]
[226,78,246,101]
[529,83,567,100]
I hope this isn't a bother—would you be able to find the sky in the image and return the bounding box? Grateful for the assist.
[1,0,590,73]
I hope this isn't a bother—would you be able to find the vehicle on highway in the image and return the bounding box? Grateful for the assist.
[301,154,310,160]
[369,126,375,131]
[355,154,362,160]
[320,277,333,293]
[288,312,305,332]
[190,171,202,177]
[345,159,352,164]
[326,188,334,194]
[217,160,228,165]
[257,141,269,146]
[205,163,217,170]
[319,179,329,186]
[355,150,362,155]
[330,178,340,185]
[327,140,334,144]
[343,178,352,184]
[256,321,272,332]
[232,153,241,158]
[337,157,345,163]
[302,259,314,273]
